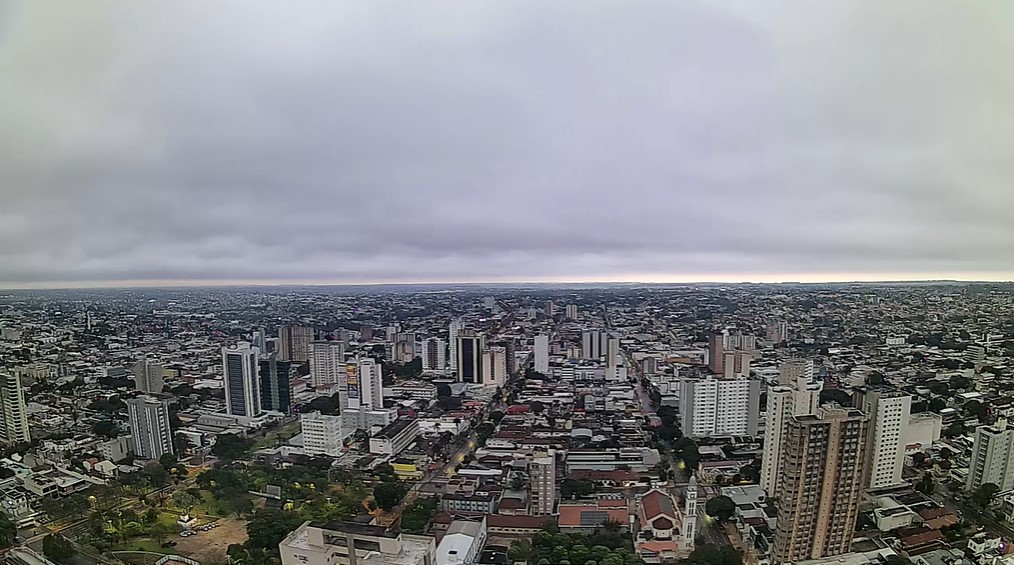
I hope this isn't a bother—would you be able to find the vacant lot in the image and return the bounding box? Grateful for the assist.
[173,517,248,563]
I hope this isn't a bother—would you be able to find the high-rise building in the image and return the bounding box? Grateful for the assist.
[422,338,447,372]
[967,420,1014,492]
[766,321,789,344]
[859,390,911,489]
[278,325,313,362]
[346,358,384,411]
[310,341,346,388]
[482,346,508,388]
[544,300,555,317]
[0,373,30,446]
[772,406,869,564]
[534,335,549,374]
[678,375,760,438]
[565,304,579,319]
[301,411,344,457]
[132,360,165,394]
[606,337,620,369]
[725,332,757,351]
[642,357,658,376]
[222,342,261,418]
[455,331,483,384]
[761,360,822,496]
[708,334,724,374]
[683,475,698,550]
[360,325,373,341]
[581,330,607,360]
[448,320,464,371]
[723,350,752,378]
[530,450,556,516]
[259,353,293,413]
[126,395,173,460]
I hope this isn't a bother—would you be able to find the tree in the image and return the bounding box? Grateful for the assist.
[174,433,191,455]
[963,400,988,421]
[866,372,885,385]
[687,544,742,565]
[943,421,967,438]
[508,540,534,563]
[510,474,527,491]
[212,433,253,460]
[911,452,928,467]
[561,479,597,499]
[928,397,947,412]
[150,523,171,546]
[885,555,913,565]
[915,473,935,495]
[489,410,505,424]
[529,400,546,414]
[141,461,168,486]
[373,481,408,511]
[705,496,736,522]
[93,420,119,439]
[245,509,304,552]
[820,389,853,407]
[43,535,76,563]
[159,452,178,470]
[949,375,972,390]
[971,483,1000,509]
[436,384,452,398]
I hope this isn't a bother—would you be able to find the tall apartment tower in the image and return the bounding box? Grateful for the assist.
[346,358,384,412]
[448,320,464,371]
[455,332,483,384]
[534,335,549,374]
[565,304,579,319]
[966,420,1014,492]
[278,325,313,362]
[708,334,725,374]
[132,360,165,394]
[482,346,508,388]
[772,406,869,564]
[606,338,620,369]
[0,373,30,446]
[126,395,173,460]
[678,375,760,438]
[422,338,447,372]
[761,360,822,496]
[259,353,293,413]
[310,341,345,388]
[859,390,912,489]
[530,450,556,516]
[222,342,262,418]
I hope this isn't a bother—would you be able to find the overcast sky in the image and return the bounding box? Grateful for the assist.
[2,1,1013,288]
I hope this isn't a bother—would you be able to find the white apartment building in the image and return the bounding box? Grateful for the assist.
[448,320,464,371]
[760,360,822,495]
[481,346,507,388]
[534,335,549,374]
[222,342,261,418]
[530,451,556,516]
[861,390,912,489]
[127,395,173,460]
[310,341,345,388]
[0,372,30,446]
[967,419,1014,492]
[347,358,383,411]
[678,376,760,438]
[301,411,343,457]
[132,360,164,394]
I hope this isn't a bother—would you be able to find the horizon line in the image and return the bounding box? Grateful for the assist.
[3,272,1014,291]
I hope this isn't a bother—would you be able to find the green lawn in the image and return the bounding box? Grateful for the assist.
[111,539,167,554]
[254,420,302,449]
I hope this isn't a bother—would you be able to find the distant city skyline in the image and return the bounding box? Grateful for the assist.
[3,1,1013,287]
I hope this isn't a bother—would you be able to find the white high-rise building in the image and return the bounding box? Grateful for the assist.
[534,335,549,374]
[448,320,464,371]
[278,325,313,362]
[967,419,1014,492]
[581,330,606,360]
[0,373,30,446]
[606,337,620,369]
[346,358,383,411]
[310,341,346,388]
[132,360,165,394]
[301,411,344,457]
[530,450,556,516]
[482,346,508,388]
[126,395,173,460]
[860,390,911,489]
[760,360,822,496]
[565,304,579,319]
[222,342,261,418]
[683,475,698,550]
[678,375,760,438]
[422,338,447,372]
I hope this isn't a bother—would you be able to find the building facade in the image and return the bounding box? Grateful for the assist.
[860,390,912,489]
[259,353,293,413]
[301,412,343,457]
[534,335,549,374]
[772,406,870,564]
[278,325,313,363]
[530,451,556,516]
[132,360,164,394]
[678,376,760,438]
[126,395,173,460]
[760,360,822,496]
[455,332,483,384]
[310,341,345,388]
[967,420,1014,492]
[279,521,435,565]
[0,373,30,446]
[422,337,447,372]
[222,342,261,417]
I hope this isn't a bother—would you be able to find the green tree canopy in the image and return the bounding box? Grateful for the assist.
[705,496,736,522]
[373,481,408,511]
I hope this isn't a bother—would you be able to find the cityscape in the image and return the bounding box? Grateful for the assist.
[3,2,1013,565]
[0,283,1011,565]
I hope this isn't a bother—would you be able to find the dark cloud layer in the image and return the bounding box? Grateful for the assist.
[2,1,1013,287]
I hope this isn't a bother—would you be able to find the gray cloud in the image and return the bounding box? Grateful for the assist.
[2,0,1014,287]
